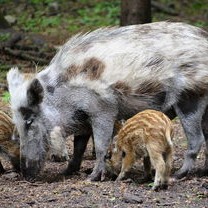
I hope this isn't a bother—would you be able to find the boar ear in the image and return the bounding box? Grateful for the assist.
[7,67,24,95]
[27,78,44,106]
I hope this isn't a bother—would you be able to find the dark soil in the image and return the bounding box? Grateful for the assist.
[0,109,207,208]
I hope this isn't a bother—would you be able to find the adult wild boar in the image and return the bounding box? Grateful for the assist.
[7,22,208,181]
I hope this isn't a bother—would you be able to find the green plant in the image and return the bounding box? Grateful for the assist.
[0,33,10,42]
[0,0,10,3]
[41,16,61,28]
[76,1,120,27]
[147,182,154,187]
[28,0,55,4]
[18,12,61,32]
[193,21,208,28]
[2,91,10,103]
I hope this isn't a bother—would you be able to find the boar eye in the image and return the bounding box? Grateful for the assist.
[122,151,126,158]
[25,118,33,129]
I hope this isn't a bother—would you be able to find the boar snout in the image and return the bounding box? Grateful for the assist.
[21,157,42,181]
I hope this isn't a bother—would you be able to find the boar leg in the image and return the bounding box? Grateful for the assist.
[10,156,20,172]
[202,107,208,176]
[90,115,115,181]
[204,136,208,175]
[91,135,96,158]
[174,93,208,179]
[64,134,90,175]
[0,161,5,173]
[204,138,208,175]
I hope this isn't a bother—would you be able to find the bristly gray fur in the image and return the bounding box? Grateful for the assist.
[7,21,208,181]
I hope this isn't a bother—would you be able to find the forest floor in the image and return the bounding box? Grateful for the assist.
[0,99,208,207]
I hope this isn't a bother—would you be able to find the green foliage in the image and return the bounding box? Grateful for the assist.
[153,0,208,27]
[1,91,10,103]
[0,64,10,71]
[16,0,120,33]
[18,12,61,32]
[0,33,10,42]
[28,0,56,4]
[41,16,61,27]
[77,1,120,26]
[194,21,208,28]
[66,1,120,34]
[18,14,39,32]
[191,1,206,10]
[0,0,10,3]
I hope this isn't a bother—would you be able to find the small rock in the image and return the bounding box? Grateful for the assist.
[123,193,143,204]
[4,15,17,25]
[48,2,60,15]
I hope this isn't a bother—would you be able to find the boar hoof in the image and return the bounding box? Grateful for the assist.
[174,168,189,179]
[89,169,106,181]
[63,162,80,175]
[152,186,159,191]
[89,173,101,181]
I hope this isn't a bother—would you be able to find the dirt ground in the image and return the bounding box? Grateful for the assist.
[0,100,207,208]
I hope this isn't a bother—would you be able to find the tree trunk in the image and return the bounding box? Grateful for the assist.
[120,0,151,26]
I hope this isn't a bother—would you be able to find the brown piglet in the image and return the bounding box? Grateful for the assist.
[0,111,20,173]
[106,109,174,191]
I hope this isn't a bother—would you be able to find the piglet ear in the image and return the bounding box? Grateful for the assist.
[7,67,24,95]
[27,78,44,106]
